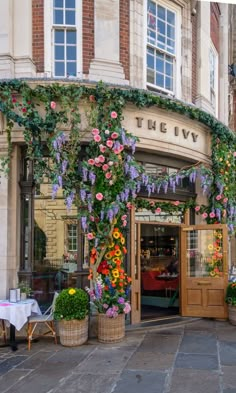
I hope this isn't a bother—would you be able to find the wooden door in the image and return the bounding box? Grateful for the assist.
[130,222,141,324]
[181,224,228,319]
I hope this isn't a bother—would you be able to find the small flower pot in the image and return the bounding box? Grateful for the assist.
[58,316,88,346]
[97,313,125,343]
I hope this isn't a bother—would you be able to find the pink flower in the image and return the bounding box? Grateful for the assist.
[111,111,118,119]
[155,207,161,214]
[92,128,100,135]
[124,302,131,314]
[96,193,104,201]
[98,155,105,163]
[126,202,133,210]
[87,233,94,240]
[111,132,119,139]
[50,101,56,110]
[102,164,109,171]
[223,197,228,203]
[89,95,96,102]
[105,130,110,135]
[22,107,27,113]
[94,162,101,167]
[109,180,113,185]
[216,195,222,201]
[12,97,17,103]
[94,135,101,142]
[122,220,127,227]
[173,201,180,206]
[99,144,106,153]
[94,157,100,164]
[121,215,127,221]
[195,206,200,212]
[88,159,95,165]
[209,212,215,218]
[113,149,120,155]
[202,212,208,219]
[108,161,114,166]
[106,140,113,148]
[105,172,112,179]
[90,216,95,222]
[233,152,236,157]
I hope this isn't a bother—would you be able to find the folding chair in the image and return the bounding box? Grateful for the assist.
[27,292,59,350]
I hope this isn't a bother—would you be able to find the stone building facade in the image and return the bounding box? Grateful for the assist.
[0,0,234,324]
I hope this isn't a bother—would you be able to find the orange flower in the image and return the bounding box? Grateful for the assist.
[123,247,127,254]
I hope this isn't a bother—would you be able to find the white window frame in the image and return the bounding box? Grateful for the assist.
[144,0,181,98]
[209,43,218,117]
[67,223,78,252]
[44,0,82,78]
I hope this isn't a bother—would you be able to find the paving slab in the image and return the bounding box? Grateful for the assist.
[219,341,236,366]
[112,370,167,393]
[169,369,220,393]
[137,333,181,354]
[175,353,219,370]
[179,332,217,354]
[125,351,175,371]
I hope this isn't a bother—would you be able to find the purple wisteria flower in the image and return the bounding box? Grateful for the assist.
[80,189,86,202]
[89,171,96,185]
[81,216,87,231]
[52,184,59,199]
[58,175,62,188]
[82,167,88,181]
[66,192,75,210]
[61,160,68,174]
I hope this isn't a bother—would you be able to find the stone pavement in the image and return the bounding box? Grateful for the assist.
[1,318,236,393]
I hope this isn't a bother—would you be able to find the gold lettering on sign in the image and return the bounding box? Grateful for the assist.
[136,117,143,127]
[148,120,156,130]
[160,122,167,133]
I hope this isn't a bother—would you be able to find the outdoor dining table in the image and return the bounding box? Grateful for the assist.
[0,298,42,351]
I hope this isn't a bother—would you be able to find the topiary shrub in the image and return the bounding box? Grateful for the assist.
[54,288,89,321]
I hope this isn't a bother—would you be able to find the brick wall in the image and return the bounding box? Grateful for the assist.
[120,0,129,80]
[191,12,197,103]
[83,0,94,76]
[210,2,220,52]
[32,0,44,73]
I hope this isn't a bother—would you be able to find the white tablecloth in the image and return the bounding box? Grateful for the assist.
[0,299,42,331]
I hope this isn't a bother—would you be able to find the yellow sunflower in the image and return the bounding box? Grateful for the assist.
[113,231,120,239]
[208,244,213,251]
[108,242,115,249]
[210,271,216,277]
[105,252,112,259]
[68,288,76,295]
[120,237,125,245]
[112,269,119,278]
[115,249,122,257]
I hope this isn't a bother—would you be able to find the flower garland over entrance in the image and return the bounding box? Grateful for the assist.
[0,80,235,313]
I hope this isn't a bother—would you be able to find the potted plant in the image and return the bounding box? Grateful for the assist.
[54,288,89,346]
[86,273,131,343]
[18,281,32,300]
[225,282,236,325]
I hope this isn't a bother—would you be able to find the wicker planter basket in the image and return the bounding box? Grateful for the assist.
[58,316,88,346]
[228,305,236,326]
[98,313,125,343]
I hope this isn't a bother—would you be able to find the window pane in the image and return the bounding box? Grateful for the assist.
[157,5,165,20]
[147,53,154,69]
[167,25,175,40]
[165,76,173,90]
[66,0,75,8]
[157,20,165,35]
[54,9,63,24]
[167,10,175,25]
[65,10,75,25]
[148,0,156,16]
[54,0,63,7]
[157,34,165,44]
[67,62,76,76]
[156,58,164,73]
[55,62,65,76]
[67,46,76,60]
[147,69,155,84]
[55,30,64,43]
[148,14,156,30]
[55,46,64,60]
[147,47,154,56]
[165,62,173,76]
[66,31,76,44]
[156,73,164,87]
[147,30,156,45]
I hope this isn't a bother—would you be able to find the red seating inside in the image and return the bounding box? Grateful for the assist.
[141,271,179,292]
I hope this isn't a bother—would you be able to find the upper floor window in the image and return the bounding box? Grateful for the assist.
[209,44,218,116]
[67,224,77,251]
[45,0,82,78]
[146,0,180,96]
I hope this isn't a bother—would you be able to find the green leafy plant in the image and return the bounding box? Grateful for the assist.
[225,282,236,306]
[54,288,89,321]
[18,281,31,296]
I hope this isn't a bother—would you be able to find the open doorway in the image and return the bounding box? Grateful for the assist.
[140,224,180,321]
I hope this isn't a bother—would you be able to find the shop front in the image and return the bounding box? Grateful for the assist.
[0,81,234,325]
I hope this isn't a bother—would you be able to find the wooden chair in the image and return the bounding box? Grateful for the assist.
[27,292,59,350]
[1,320,7,343]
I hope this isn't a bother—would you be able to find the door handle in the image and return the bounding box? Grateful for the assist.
[197,281,211,285]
